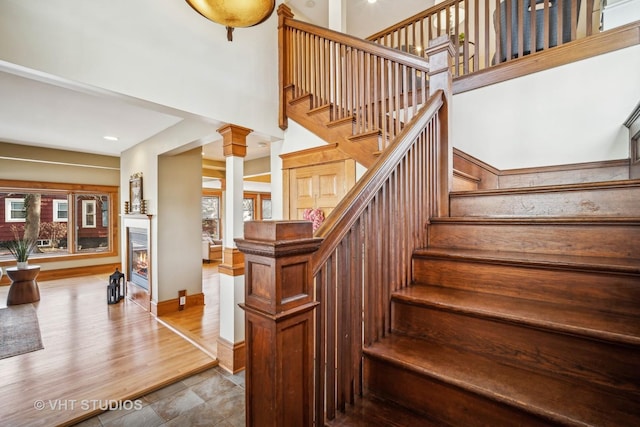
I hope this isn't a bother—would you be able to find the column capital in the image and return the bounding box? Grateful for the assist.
[217,124,252,157]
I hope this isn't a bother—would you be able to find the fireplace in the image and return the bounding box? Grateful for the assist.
[129,228,149,290]
[123,214,152,311]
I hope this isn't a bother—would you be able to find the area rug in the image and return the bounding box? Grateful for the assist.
[0,304,44,360]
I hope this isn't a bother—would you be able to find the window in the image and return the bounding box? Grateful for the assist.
[102,200,109,227]
[5,198,26,222]
[1,187,115,260]
[53,199,68,222]
[202,195,220,240]
[262,199,272,220]
[82,200,96,228]
[243,198,254,221]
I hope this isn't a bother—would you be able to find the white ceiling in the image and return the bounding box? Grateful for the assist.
[0,0,429,162]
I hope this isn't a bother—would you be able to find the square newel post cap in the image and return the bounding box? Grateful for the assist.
[236,220,323,258]
[236,221,323,316]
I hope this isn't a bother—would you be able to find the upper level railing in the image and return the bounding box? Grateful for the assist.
[278,5,434,150]
[367,0,597,78]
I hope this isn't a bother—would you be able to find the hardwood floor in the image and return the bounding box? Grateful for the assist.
[157,263,220,359]
[0,264,221,426]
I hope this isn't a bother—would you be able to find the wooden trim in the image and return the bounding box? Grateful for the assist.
[218,247,245,276]
[0,262,120,285]
[282,169,291,220]
[217,124,252,158]
[0,179,118,193]
[278,5,295,130]
[151,293,205,317]
[0,179,120,261]
[453,21,640,94]
[216,337,246,374]
[280,144,351,169]
[453,147,500,190]
[500,159,631,176]
[624,101,640,129]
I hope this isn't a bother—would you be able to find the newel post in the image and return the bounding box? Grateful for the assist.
[426,35,455,217]
[278,4,294,131]
[236,221,322,427]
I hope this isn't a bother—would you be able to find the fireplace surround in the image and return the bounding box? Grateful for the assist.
[123,214,152,310]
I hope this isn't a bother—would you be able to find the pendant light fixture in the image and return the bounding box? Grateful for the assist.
[185,0,276,41]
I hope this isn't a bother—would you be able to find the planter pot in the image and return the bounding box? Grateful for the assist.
[16,261,29,269]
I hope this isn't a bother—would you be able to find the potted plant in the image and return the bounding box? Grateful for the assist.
[5,229,37,269]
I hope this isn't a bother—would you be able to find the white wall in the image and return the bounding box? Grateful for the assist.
[602,0,640,30]
[121,119,214,303]
[453,45,640,169]
[0,0,282,139]
[157,148,203,302]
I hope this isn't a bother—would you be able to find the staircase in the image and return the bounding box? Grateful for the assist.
[354,174,640,426]
[241,5,640,427]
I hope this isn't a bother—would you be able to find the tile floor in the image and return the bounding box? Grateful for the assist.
[73,367,245,427]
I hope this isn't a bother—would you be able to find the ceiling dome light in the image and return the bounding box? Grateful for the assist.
[368,0,377,3]
[185,0,276,41]
[103,135,119,141]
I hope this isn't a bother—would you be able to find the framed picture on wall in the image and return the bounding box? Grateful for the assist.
[129,173,143,214]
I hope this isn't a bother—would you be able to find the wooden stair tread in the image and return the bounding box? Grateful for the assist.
[433,216,640,225]
[365,334,640,426]
[394,285,640,346]
[326,394,444,427]
[451,178,640,195]
[453,169,481,182]
[413,247,640,275]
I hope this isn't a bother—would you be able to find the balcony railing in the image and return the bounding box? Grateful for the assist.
[368,0,598,78]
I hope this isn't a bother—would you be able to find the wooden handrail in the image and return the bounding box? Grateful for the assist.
[278,4,437,150]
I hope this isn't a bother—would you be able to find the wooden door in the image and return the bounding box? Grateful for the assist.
[289,162,351,220]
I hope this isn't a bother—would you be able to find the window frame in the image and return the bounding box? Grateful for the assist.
[4,198,26,223]
[53,199,69,222]
[82,200,97,228]
[0,180,118,267]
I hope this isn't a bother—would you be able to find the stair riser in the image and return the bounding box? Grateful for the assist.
[392,301,640,394]
[497,164,630,188]
[412,258,640,316]
[364,357,554,427]
[450,187,640,218]
[428,223,640,259]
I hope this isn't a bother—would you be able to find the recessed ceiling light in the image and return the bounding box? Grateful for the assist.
[103,135,119,141]
[368,0,377,4]
[258,142,268,148]
[306,0,315,7]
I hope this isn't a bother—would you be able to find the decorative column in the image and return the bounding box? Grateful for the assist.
[217,123,252,373]
[236,221,322,427]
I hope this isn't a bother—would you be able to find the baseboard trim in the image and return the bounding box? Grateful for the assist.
[216,337,246,374]
[0,263,120,286]
[151,293,205,317]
